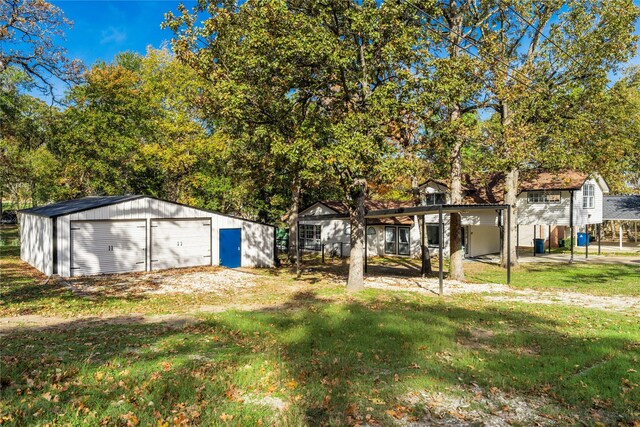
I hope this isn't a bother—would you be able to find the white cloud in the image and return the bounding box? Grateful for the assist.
[100,26,127,45]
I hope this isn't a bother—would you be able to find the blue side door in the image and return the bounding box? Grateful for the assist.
[219,228,241,268]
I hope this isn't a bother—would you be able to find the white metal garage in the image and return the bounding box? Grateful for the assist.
[19,196,275,277]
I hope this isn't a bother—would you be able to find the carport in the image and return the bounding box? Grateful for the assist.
[603,196,640,249]
[298,203,512,295]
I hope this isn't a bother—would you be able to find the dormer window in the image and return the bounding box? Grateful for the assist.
[527,191,561,204]
[424,193,447,205]
[582,183,595,209]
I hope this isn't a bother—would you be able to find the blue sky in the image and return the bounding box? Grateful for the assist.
[44,0,195,99]
[52,0,192,66]
[39,0,640,100]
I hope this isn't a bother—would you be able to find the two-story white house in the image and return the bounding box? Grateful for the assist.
[298,171,609,259]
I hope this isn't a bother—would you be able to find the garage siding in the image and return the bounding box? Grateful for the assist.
[19,213,53,276]
[56,197,274,276]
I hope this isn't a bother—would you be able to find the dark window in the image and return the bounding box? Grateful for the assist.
[426,224,440,246]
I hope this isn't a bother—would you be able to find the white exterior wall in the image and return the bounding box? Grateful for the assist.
[19,213,53,276]
[299,203,352,256]
[56,197,274,277]
[517,190,572,226]
[573,178,604,226]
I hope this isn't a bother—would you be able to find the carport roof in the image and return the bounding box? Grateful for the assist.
[603,195,640,221]
[19,195,143,218]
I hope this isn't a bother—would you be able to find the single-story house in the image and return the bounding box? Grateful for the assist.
[19,195,275,277]
[298,170,609,259]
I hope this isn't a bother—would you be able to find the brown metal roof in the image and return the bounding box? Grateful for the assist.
[317,200,415,214]
[425,170,590,204]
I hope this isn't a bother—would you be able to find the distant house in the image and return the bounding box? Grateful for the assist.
[298,171,609,258]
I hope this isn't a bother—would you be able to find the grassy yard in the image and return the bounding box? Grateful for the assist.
[465,262,640,296]
[2,227,640,425]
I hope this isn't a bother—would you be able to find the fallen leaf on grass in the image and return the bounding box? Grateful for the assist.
[219,413,233,422]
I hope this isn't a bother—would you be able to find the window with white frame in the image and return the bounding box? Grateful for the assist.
[527,191,561,204]
[384,227,397,254]
[299,224,321,250]
[424,193,447,205]
[384,226,411,255]
[583,183,595,209]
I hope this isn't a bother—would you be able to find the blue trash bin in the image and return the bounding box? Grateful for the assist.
[534,238,545,254]
[577,232,589,247]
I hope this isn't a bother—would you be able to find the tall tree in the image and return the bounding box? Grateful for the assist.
[0,0,83,96]
[415,0,493,281]
[166,0,418,290]
[0,68,61,207]
[476,0,639,266]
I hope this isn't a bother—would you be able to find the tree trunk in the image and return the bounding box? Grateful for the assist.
[501,167,520,267]
[287,175,301,264]
[347,179,366,292]
[449,121,465,281]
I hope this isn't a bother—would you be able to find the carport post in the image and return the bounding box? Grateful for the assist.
[321,244,325,263]
[296,231,301,278]
[438,206,443,296]
[619,221,623,250]
[597,223,601,255]
[585,226,589,259]
[570,190,575,263]
[516,225,519,259]
[548,225,551,254]
[507,205,511,285]
[533,226,536,257]
[364,219,368,274]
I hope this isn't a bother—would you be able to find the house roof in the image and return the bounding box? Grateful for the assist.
[302,200,416,224]
[519,171,589,192]
[310,200,416,215]
[603,195,640,221]
[421,171,595,204]
[19,195,143,218]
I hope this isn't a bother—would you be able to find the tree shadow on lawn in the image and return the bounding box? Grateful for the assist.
[1,292,638,425]
[0,261,152,315]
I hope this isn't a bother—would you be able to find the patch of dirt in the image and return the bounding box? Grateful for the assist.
[0,313,199,334]
[365,276,511,296]
[399,386,566,426]
[66,267,258,296]
[243,394,288,411]
[485,290,640,313]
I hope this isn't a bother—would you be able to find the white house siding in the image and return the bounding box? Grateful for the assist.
[573,178,604,226]
[56,197,274,277]
[299,203,352,256]
[516,191,572,226]
[19,213,53,276]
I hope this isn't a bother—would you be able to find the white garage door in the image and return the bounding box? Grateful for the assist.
[150,219,211,270]
[71,220,147,276]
